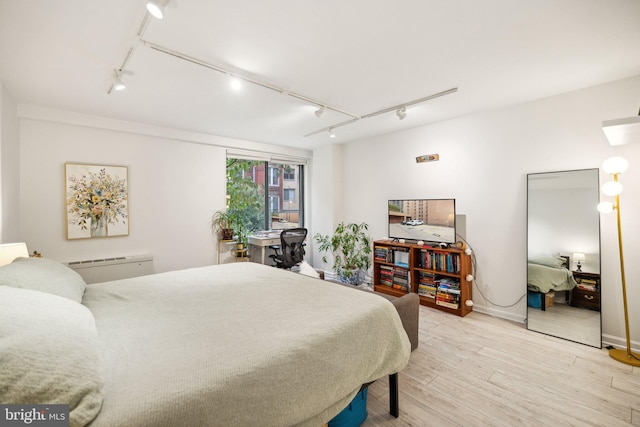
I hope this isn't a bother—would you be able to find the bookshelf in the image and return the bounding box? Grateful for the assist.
[373,240,473,317]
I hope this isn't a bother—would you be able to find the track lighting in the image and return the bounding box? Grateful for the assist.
[113,79,126,91]
[111,8,456,137]
[229,75,242,91]
[146,0,169,19]
[112,70,126,91]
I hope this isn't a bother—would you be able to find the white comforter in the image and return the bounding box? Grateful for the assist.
[83,262,410,427]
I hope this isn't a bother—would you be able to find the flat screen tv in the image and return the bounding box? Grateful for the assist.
[388,199,456,244]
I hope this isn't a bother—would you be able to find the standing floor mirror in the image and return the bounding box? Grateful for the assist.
[526,169,601,348]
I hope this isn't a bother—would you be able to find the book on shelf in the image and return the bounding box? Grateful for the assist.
[418,250,461,273]
[418,284,436,298]
[436,300,460,310]
[580,278,598,285]
[435,277,461,309]
[392,266,410,291]
[379,265,394,286]
[577,284,596,291]
[394,248,409,268]
[374,246,393,263]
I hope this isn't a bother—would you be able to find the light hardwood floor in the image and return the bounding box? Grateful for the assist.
[527,302,601,348]
[362,306,639,426]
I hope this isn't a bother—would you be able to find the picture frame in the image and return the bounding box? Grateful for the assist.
[65,163,129,239]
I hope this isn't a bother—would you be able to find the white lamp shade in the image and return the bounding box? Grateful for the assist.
[602,156,628,175]
[0,242,29,267]
[597,201,615,214]
[572,253,586,262]
[602,180,623,196]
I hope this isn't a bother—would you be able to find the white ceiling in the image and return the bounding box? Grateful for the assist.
[1,0,639,149]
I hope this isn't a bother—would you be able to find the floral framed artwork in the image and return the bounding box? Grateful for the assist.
[65,163,129,239]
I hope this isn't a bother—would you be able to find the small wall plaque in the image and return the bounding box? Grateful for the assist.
[416,154,439,163]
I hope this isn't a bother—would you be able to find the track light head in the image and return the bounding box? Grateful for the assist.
[112,70,126,91]
[146,0,169,19]
[228,75,242,91]
[328,128,336,138]
[113,79,126,91]
[396,106,407,120]
[315,106,326,118]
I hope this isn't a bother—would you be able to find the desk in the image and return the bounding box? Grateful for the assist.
[248,234,281,264]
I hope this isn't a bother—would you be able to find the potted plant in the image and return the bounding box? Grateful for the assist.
[210,210,235,241]
[314,222,372,285]
[234,222,249,251]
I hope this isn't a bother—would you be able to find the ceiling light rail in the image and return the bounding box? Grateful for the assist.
[304,87,458,138]
[106,13,152,94]
[361,88,458,119]
[109,3,457,139]
[137,40,360,119]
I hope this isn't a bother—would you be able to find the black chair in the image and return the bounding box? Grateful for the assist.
[269,228,307,269]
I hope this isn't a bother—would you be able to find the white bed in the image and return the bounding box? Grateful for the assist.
[0,256,411,427]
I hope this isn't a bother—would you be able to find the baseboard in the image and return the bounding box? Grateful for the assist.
[472,304,526,324]
[602,334,640,354]
[475,307,640,354]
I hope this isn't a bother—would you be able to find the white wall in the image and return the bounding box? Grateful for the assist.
[0,82,20,243]
[15,108,311,274]
[338,75,640,349]
[309,144,343,268]
[19,119,225,272]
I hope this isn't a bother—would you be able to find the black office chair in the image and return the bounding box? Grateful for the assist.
[269,228,307,269]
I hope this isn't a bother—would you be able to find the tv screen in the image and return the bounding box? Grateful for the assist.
[388,199,456,244]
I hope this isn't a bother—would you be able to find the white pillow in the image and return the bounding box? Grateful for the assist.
[0,286,104,427]
[528,254,566,269]
[0,257,86,303]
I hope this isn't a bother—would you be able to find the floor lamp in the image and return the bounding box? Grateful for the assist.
[597,157,640,367]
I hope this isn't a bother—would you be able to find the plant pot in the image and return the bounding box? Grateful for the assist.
[221,228,234,240]
[340,269,361,285]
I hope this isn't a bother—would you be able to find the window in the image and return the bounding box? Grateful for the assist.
[283,166,295,180]
[284,189,295,202]
[268,167,279,187]
[226,157,304,231]
[269,196,280,213]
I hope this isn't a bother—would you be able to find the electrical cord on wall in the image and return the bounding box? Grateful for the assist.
[456,235,526,308]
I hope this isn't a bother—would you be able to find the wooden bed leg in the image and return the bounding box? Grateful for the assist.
[389,373,399,418]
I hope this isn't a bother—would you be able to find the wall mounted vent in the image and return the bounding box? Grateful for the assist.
[66,254,153,284]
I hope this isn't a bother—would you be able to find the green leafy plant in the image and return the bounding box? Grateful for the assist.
[314,222,372,284]
[233,220,251,249]
[226,158,265,232]
[210,210,235,240]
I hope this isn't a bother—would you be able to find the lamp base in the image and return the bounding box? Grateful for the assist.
[609,348,640,367]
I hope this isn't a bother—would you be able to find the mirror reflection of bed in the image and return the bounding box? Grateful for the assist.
[526,169,601,348]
